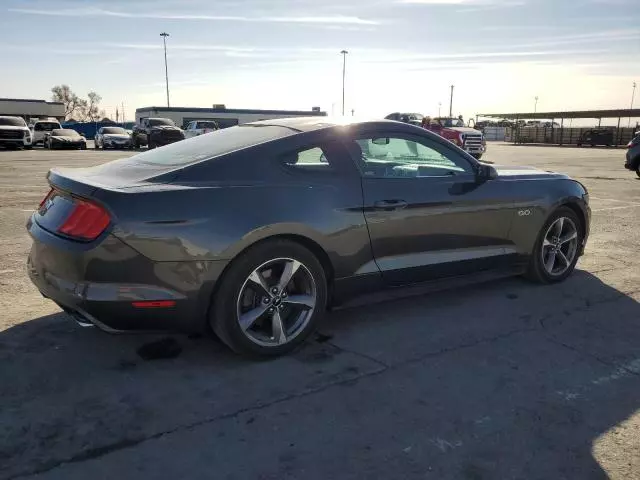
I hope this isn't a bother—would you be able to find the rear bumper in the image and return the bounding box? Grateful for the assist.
[26,217,225,333]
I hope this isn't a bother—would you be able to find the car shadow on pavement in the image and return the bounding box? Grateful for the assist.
[1,269,640,479]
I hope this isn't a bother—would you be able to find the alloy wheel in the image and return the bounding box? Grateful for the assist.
[541,216,579,276]
[236,258,317,347]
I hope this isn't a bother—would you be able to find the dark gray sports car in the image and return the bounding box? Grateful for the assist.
[27,118,590,356]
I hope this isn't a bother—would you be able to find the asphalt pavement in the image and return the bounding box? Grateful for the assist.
[0,142,639,479]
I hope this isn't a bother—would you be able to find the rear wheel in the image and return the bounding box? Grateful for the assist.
[210,239,328,357]
[526,207,582,283]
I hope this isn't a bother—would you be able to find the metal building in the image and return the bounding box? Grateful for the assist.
[135,105,326,129]
[0,98,65,123]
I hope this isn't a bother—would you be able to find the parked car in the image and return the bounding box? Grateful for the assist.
[184,120,219,138]
[95,126,132,149]
[577,129,613,147]
[385,112,424,126]
[624,133,640,177]
[31,119,62,145]
[43,129,87,150]
[131,117,185,149]
[0,116,33,149]
[26,117,590,357]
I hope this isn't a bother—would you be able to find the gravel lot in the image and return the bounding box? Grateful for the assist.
[1,142,639,479]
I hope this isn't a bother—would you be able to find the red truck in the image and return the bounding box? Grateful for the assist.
[385,113,486,160]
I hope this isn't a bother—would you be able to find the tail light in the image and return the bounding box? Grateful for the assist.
[38,188,54,209]
[58,197,111,240]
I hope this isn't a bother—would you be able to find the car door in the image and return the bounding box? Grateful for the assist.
[349,130,517,286]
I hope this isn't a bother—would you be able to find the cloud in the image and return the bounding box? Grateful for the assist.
[8,7,379,25]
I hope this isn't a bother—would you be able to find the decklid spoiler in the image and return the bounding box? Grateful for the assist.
[47,158,181,197]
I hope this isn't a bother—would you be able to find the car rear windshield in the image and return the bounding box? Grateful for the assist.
[34,122,60,131]
[102,127,126,134]
[129,124,296,166]
[148,119,175,127]
[52,129,78,136]
[197,121,218,129]
[0,117,26,127]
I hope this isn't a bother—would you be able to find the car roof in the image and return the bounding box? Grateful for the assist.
[247,116,401,133]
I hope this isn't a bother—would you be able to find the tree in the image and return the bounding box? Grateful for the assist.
[51,85,86,120]
[51,85,105,122]
[83,91,103,122]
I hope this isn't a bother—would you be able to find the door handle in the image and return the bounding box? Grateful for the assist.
[374,199,408,210]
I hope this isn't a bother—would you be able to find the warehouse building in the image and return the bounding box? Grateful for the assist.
[0,98,65,123]
[135,105,326,129]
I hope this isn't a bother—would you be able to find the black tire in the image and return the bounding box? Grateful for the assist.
[525,206,583,284]
[23,145,33,150]
[210,239,328,357]
[81,143,87,150]
[636,167,640,178]
[147,133,156,149]
[94,140,99,149]
[472,153,483,160]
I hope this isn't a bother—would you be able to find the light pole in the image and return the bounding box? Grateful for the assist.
[449,85,454,117]
[438,102,442,117]
[534,96,538,114]
[340,50,348,116]
[160,32,170,108]
[629,82,636,128]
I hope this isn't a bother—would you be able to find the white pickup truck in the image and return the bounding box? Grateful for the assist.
[0,116,33,149]
[184,120,219,138]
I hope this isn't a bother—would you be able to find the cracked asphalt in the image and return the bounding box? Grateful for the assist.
[1,142,639,479]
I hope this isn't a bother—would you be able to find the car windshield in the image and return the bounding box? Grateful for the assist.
[148,119,174,127]
[128,124,296,166]
[34,122,60,131]
[0,117,26,127]
[197,122,218,129]
[52,129,79,137]
[102,127,126,134]
[437,118,465,127]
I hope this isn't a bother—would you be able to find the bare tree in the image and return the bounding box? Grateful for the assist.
[82,92,103,122]
[51,86,106,122]
[51,85,85,120]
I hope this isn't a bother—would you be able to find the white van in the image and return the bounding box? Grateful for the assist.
[31,119,62,145]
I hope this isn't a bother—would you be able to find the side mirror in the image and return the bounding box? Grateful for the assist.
[477,164,498,181]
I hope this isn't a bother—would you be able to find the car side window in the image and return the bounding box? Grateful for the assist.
[280,144,340,173]
[354,135,473,178]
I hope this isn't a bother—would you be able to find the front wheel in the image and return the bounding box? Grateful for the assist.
[525,206,583,283]
[210,239,328,357]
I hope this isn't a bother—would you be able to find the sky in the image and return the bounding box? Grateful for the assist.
[1,0,638,123]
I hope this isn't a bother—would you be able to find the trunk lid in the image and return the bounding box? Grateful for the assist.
[36,160,181,240]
